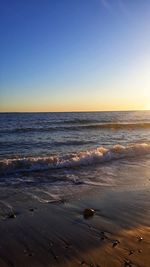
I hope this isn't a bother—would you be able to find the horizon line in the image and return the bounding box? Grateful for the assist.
[0,109,149,113]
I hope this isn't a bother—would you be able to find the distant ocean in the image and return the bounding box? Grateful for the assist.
[0,111,150,203]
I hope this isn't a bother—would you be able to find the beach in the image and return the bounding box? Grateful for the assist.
[0,181,150,267]
[0,111,150,266]
[0,157,150,267]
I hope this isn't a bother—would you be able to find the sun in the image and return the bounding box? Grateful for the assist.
[143,105,150,110]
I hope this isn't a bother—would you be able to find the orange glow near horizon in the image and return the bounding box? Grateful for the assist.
[0,102,149,113]
[0,85,149,112]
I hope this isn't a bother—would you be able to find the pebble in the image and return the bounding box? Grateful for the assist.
[100,231,107,240]
[129,250,134,255]
[83,208,95,218]
[138,237,143,242]
[112,240,120,247]
[28,252,34,257]
[8,213,16,219]
[124,259,132,267]
[29,208,34,212]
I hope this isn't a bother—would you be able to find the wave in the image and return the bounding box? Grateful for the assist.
[0,143,150,175]
[79,122,150,130]
[63,118,100,124]
[1,122,150,134]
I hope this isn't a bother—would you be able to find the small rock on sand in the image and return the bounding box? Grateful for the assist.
[8,213,16,219]
[29,208,34,212]
[124,259,132,267]
[112,240,120,247]
[83,208,95,218]
[129,250,134,255]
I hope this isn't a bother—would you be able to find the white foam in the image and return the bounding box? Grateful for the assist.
[0,143,150,174]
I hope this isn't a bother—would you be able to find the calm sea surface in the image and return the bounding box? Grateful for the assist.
[0,111,150,203]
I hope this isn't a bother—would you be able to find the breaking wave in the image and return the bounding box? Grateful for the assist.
[0,143,150,175]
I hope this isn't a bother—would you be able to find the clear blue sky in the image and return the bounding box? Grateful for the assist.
[0,0,150,111]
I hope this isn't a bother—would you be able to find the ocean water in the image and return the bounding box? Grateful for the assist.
[0,111,150,204]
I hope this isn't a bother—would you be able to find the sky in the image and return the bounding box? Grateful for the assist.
[0,0,150,112]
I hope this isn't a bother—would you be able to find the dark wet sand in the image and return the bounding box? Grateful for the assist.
[0,184,150,267]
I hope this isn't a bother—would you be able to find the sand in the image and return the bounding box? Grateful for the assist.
[0,184,150,267]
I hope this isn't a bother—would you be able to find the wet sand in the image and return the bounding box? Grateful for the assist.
[0,183,150,267]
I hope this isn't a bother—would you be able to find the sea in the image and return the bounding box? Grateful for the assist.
[0,111,150,204]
